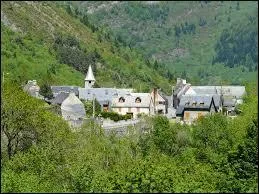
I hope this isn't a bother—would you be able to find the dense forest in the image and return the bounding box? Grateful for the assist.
[72,1,258,85]
[1,79,258,192]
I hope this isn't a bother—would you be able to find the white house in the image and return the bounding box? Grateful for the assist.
[111,93,154,118]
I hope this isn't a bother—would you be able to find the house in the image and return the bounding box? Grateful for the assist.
[222,96,237,116]
[111,93,154,118]
[61,92,86,128]
[23,80,44,99]
[176,95,218,124]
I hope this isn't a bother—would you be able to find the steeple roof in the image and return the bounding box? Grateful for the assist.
[85,65,95,81]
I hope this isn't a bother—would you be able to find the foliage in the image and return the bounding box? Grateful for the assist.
[39,83,53,99]
[81,99,101,117]
[100,111,132,122]
[214,17,258,71]
[74,1,258,85]
[1,81,258,193]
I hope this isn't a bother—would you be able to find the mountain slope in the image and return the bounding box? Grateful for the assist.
[1,1,172,94]
[71,1,258,85]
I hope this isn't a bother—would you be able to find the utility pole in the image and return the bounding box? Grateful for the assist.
[93,94,95,118]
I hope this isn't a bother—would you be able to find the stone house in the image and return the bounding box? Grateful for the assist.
[111,93,154,119]
[23,80,44,99]
[176,95,218,124]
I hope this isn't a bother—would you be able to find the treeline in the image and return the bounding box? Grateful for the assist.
[1,80,258,192]
[213,14,258,71]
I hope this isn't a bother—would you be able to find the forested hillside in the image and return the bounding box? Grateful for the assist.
[70,1,258,85]
[1,1,172,94]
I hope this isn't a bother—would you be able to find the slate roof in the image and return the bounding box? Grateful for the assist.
[51,92,69,105]
[190,86,246,98]
[112,93,151,108]
[78,88,133,106]
[176,95,216,115]
[223,96,237,107]
[51,86,79,97]
[61,93,86,120]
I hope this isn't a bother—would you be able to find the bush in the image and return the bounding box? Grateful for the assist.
[100,112,131,121]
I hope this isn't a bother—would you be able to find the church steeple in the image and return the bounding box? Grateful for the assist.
[85,65,95,88]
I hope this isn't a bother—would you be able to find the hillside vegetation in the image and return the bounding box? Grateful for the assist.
[1,79,258,192]
[71,1,258,85]
[1,1,172,94]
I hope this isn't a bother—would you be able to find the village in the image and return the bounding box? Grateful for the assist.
[24,65,246,131]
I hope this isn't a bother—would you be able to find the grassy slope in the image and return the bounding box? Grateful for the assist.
[1,1,172,94]
[75,1,258,85]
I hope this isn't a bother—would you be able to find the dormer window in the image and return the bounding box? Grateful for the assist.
[192,101,197,106]
[119,97,125,103]
[200,102,204,106]
[185,101,190,106]
[135,97,141,103]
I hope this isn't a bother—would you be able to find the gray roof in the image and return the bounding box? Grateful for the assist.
[112,93,151,108]
[61,93,86,120]
[176,95,216,115]
[78,88,132,106]
[51,86,79,97]
[190,86,246,98]
[51,92,69,105]
[223,97,236,107]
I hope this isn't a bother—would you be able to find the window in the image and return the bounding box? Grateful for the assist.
[137,107,140,112]
[89,81,91,84]
[119,97,125,103]
[192,101,197,106]
[200,102,204,106]
[128,107,131,112]
[135,97,141,103]
[185,101,190,106]
[159,101,165,105]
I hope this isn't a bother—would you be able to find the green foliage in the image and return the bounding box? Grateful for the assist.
[39,83,53,99]
[100,111,132,122]
[81,99,101,117]
[214,16,258,71]
[76,1,257,85]
[1,81,258,192]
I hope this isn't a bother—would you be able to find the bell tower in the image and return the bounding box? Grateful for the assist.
[85,65,95,88]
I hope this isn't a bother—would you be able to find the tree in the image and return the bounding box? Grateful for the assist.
[66,5,72,16]
[39,83,53,99]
